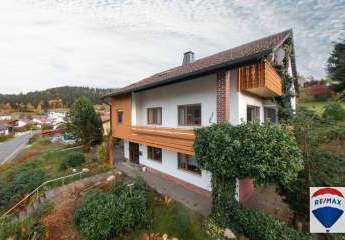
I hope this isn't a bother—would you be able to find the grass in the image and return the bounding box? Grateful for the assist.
[0,136,111,212]
[299,100,345,115]
[118,195,210,240]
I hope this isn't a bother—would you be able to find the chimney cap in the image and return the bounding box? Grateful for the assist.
[182,51,195,66]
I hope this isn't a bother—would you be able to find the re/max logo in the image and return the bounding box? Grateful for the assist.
[315,198,342,206]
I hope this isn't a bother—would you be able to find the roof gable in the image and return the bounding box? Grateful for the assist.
[107,29,293,97]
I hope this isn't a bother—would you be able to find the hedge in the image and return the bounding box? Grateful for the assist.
[74,180,149,240]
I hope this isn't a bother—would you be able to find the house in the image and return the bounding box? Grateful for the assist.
[105,30,297,200]
[0,124,9,136]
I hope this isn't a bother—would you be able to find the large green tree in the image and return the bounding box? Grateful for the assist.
[327,38,345,94]
[65,97,103,148]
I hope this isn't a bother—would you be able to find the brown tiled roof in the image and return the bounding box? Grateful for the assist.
[108,29,292,97]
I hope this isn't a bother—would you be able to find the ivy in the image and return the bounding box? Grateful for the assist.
[274,42,296,121]
[194,122,309,239]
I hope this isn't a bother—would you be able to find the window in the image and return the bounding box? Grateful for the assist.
[246,105,260,122]
[147,146,162,162]
[147,107,162,125]
[264,107,277,123]
[178,153,201,175]
[178,104,201,126]
[117,110,123,124]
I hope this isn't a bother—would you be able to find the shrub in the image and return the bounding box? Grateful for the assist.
[0,201,53,239]
[60,151,85,170]
[0,135,12,143]
[0,164,49,211]
[228,204,310,240]
[322,102,345,121]
[97,142,107,162]
[74,181,149,240]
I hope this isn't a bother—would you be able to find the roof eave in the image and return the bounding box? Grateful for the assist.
[105,48,273,98]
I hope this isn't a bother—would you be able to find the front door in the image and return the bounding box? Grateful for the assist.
[129,142,139,164]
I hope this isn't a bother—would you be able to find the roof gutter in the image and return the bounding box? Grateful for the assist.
[102,49,272,99]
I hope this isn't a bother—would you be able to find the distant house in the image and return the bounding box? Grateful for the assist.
[302,83,330,99]
[0,124,9,136]
[0,115,12,121]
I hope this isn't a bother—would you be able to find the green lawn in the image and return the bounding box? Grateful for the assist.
[299,100,345,115]
[119,199,210,240]
[0,136,111,212]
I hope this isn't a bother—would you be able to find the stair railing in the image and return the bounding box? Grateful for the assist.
[0,169,89,219]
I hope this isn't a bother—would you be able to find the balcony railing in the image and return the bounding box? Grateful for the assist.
[128,125,195,155]
[238,61,282,97]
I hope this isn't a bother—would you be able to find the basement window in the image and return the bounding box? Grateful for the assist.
[178,153,201,175]
[246,105,260,122]
[147,146,162,162]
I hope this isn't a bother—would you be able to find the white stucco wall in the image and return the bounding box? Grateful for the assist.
[229,69,265,124]
[134,74,217,128]
[138,144,212,191]
[124,140,129,159]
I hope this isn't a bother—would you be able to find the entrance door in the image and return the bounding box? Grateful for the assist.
[129,142,139,164]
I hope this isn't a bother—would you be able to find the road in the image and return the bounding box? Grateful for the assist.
[0,132,33,165]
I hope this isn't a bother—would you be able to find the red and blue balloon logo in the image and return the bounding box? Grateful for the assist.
[311,187,344,232]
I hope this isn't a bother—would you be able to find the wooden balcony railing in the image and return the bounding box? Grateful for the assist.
[128,126,195,155]
[238,62,282,97]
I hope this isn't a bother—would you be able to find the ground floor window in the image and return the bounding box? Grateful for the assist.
[147,146,162,162]
[247,105,260,122]
[264,107,278,123]
[177,153,201,175]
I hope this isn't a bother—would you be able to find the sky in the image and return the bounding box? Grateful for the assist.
[0,0,344,94]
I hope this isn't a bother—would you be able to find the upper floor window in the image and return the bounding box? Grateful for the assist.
[264,107,277,123]
[147,146,162,162]
[247,105,260,122]
[178,104,201,126]
[117,109,123,124]
[178,153,201,175]
[147,107,162,125]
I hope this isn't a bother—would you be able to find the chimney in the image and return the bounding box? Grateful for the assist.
[182,51,195,65]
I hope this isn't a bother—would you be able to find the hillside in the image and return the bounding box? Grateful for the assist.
[0,86,114,110]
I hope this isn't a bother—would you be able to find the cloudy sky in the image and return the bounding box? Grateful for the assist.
[0,0,344,94]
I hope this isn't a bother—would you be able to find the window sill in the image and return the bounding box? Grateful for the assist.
[148,158,162,164]
[178,167,202,176]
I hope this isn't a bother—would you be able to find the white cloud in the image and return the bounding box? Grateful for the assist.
[0,0,344,94]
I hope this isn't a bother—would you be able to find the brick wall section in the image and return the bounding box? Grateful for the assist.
[216,70,230,123]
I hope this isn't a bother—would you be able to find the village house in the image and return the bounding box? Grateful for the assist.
[105,30,297,200]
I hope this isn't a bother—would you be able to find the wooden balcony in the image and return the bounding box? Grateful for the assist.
[128,126,195,155]
[238,62,282,97]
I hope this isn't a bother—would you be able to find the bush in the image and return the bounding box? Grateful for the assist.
[74,180,149,240]
[228,204,310,240]
[0,201,53,240]
[96,143,107,162]
[0,135,12,143]
[322,102,345,121]
[60,151,85,170]
[0,163,49,211]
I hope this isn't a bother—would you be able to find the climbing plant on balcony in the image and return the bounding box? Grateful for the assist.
[194,122,309,239]
[274,42,296,121]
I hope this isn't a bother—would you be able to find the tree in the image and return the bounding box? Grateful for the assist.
[65,97,103,148]
[327,38,345,94]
